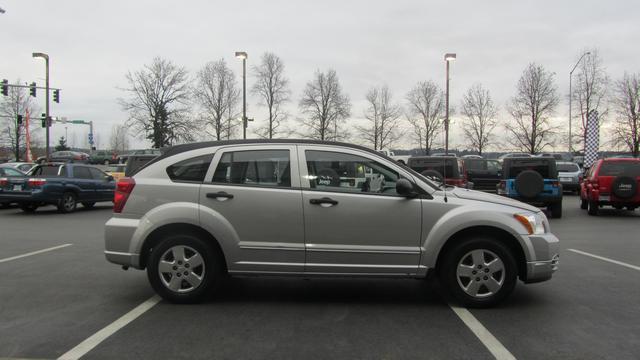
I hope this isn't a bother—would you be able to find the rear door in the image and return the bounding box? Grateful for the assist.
[299,146,422,275]
[71,166,97,201]
[199,145,305,274]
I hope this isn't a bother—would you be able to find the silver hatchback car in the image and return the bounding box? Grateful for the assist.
[105,140,559,307]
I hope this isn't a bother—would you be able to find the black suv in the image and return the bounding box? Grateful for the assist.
[463,158,502,191]
[497,157,563,218]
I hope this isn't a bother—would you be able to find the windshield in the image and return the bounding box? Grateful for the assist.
[557,163,580,172]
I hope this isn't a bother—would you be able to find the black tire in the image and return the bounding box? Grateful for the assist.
[438,237,518,308]
[147,233,223,304]
[514,170,544,198]
[82,202,96,209]
[580,198,588,210]
[549,201,562,218]
[19,203,38,213]
[57,192,77,213]
[587,199,598,216]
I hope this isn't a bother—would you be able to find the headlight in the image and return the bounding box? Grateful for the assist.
[514,213,546,235]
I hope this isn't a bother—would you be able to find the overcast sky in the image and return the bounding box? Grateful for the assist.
[1,0,638,151]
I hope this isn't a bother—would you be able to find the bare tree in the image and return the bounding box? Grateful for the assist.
[298,69,351,141]
[611,72,640,157]
[0,80,41,159]
[109,123,130,153]
[252,52,290,139]
[505,63,559,154]
[460,83,498,155]
[572,49,609,150]
[406,81,444,154]
[119,57,193,148]
[194,59,241,141]
[356,85,402,150]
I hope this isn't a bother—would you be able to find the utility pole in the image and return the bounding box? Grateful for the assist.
[235,51,248,139]
[33,52,50,161]
[444,53,456,155]
[569,51,590,156]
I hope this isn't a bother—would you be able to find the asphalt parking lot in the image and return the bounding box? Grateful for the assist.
[1,195,639,360]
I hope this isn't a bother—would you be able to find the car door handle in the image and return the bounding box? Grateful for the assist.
[309,197,338,206]
[206,191,234,200]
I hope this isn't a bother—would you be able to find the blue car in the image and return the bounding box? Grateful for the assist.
[496,157,563,218]
[0,163,115,213]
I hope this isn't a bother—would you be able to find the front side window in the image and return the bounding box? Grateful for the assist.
[305,150,400,195]
[30,165,65,177]
[167,154,213,183]
[73,166,92,179]
[212,150,291,187]
[89,167,107,180]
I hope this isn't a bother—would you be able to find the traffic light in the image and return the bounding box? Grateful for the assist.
[17,115,23,125]
[41,113,46,127]
[1,79,8,96]
[29,82,36,97]
[53,89,60,103]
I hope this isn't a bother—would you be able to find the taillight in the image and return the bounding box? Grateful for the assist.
[497,180,506,194]
[28,178,47,187]
[113,177,135,213]
[0,177,8,186]
[552,181,560,187]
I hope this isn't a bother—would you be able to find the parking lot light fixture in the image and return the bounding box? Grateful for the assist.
[32,52,50,161]
[235,51,248,139]
[444,53,456,155]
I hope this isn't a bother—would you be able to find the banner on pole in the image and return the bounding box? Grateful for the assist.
[584,110,599,169]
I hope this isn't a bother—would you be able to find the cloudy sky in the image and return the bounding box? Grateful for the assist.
[1,0,638,151]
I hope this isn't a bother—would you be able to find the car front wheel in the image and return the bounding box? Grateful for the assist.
[58,192,77,213]
[438,237,517,308]
[147,233,222,303]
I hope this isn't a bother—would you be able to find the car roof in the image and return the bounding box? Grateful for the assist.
[602,157,640,162]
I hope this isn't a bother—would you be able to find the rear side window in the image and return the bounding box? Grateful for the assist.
[30,165,66,177]
[212,150,291,187]
[73,166,92,179]
[599,162,640,177]
[166,154,213,182]
[408,158,460,178]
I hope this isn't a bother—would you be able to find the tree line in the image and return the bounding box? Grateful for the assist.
[116,49,639,158]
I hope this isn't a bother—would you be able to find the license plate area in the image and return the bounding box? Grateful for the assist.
[12,184,22,191]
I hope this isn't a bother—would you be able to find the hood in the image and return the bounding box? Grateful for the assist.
[451,188,541,213]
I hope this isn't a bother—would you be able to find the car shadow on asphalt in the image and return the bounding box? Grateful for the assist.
[1,204,113,216]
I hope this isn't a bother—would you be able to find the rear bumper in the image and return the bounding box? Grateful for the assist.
[104,216,142,269]
[0,191,58,203]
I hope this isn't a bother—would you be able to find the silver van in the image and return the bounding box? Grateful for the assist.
[105,140,559,307]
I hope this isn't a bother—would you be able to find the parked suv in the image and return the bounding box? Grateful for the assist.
[497,157,563,218]
[105,140,559,307]
[407,156,471,188]
[580,158,640,215]
[557,161,582,193]
[463,158,501,191]
[90,150,117,165]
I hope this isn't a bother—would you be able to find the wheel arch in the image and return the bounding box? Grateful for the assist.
[139,223,228,272]
[434,225,528,280]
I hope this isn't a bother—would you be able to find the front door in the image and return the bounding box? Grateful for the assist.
[199,145,305,274]
[299,146,423,275]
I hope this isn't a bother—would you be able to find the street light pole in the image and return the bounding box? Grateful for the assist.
[444,53,456,155]
[33,52,50,160]
[235,51,248,139]
[569,51,590,155]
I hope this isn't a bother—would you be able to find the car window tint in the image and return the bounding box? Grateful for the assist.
[167,154,213,182]
[30,165,65,177]
[73,166,92,179]
[508,160,554,178]
[89,167,106,180]
[212,150,290,187]
[408,158,459,178]
[557,163,580,172]
[487,160,501,171]
[599,162,640,177]
[306,150,400,195]
[465,159,487,170]
[2,168,23,176]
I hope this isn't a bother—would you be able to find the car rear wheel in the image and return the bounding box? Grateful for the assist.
[438,237,517,308]
[549,201,562,218]
[580,198,588,210]
[58,192,77,213]
[19,203,38,213]
[147,233,222,303]
[587,199,598,216]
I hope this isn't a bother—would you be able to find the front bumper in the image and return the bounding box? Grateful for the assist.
[523,233,560,283]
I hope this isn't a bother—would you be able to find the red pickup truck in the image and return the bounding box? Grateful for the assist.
[580,158,640,215]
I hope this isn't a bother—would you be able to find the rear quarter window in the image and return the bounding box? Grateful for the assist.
[166,154,213,182]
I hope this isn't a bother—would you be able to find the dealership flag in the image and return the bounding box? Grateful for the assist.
[584,110,599,168]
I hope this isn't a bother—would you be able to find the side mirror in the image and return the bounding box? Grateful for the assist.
[106,175,114,182]
[396,178,416,197]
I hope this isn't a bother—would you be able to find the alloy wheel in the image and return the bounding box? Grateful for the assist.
[158,245,206,293]
[456,249,505,298]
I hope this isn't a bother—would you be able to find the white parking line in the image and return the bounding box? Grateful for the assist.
[568,248,640,271]
[58,295,161,360]
[0,244,73,264]
[449,304,516,360]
